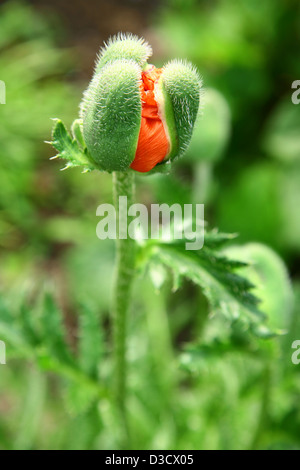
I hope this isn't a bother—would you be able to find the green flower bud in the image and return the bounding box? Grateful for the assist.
[51,34,202,174]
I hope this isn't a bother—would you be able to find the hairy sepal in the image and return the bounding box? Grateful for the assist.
[162,60,202,160]
[80,59,142,172]
[95,33,152,73]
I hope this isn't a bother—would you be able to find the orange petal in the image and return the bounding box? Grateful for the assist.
[130,66,169,173]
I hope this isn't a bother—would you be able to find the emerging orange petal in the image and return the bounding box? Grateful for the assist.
[130,66,169,173]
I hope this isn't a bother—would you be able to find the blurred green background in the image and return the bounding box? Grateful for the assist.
[0,0,299,450]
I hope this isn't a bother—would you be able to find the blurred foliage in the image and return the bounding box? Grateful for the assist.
[154,0,300,257]
[223,243,293,332]
[0,0,299,451]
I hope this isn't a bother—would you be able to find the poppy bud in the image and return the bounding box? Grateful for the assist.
[51,34,202,174]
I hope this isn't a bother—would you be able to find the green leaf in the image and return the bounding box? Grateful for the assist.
[0,296,33,357]
[223,243,293,332]
[71,119,86,149]
[50,119,97,172]
[78,304,103,379]
[19,303,40,346]
[13,368,46,450]
[36,352,107,400]
[41,293,74,366]
[140,231,266,328]
[180,338,258,373]
[64,381,99,416]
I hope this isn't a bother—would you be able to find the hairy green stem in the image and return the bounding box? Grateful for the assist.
[112,170,136,446]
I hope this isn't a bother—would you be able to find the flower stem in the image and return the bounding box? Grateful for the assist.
[112,170,135,447]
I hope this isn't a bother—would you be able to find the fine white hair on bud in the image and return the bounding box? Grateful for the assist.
[95,32,152,72]
[81,59,142,172]
[161,59,202,159]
